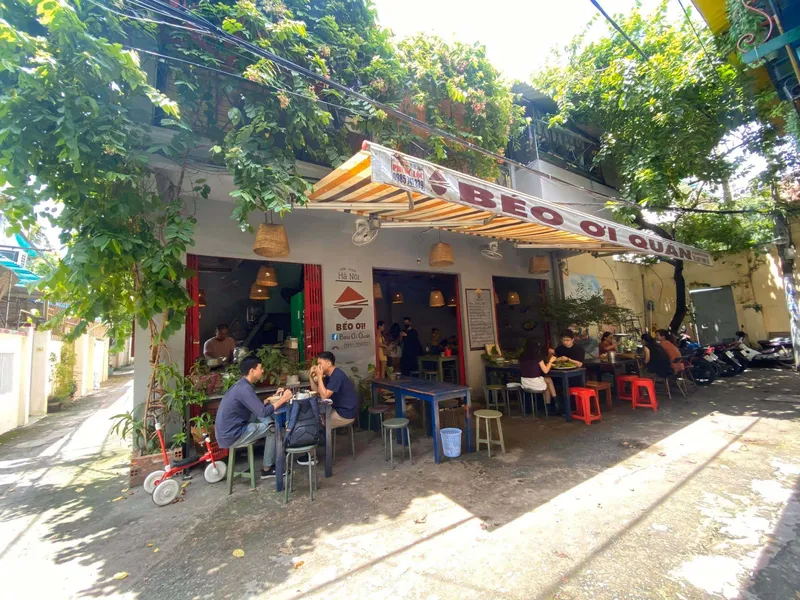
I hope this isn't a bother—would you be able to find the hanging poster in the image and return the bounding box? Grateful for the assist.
[465,288,495,350]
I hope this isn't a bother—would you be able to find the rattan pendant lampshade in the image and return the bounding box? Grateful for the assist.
[391,291,404,304]
[507,291,521,305]
[429,290,445,307]
[529,256,550,274]
[249,283,270,300]
[447,295,456,307]
[493,290,499,304]
[256,264,279,287]
[253,223,290,258]
[373,283,383,300]
[198,289,207,307]
[429,242,454,267]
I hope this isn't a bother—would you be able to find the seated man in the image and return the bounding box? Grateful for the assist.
[204,323,235,363]
[550,329,586,367]
[656,329,684,373]
[309,351,357,429]
[214,356,291,479]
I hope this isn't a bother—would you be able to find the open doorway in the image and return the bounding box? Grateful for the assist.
[492,276,549,355]
[373,268,464,383]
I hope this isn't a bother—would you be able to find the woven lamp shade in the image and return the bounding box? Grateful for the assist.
[429,242,454,267]
[373,283,383,300]
[249,283,270,300]
[507,291,521,305]
[197,289,207,307]
[447,296,456,307]
[253,223,290,258]
[391,291,404,304]
[493,290,499,304]
[529,256,550,274]
[429,290,445,307]
[256,264,279,287]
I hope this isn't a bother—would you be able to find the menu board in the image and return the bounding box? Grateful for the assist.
[465,289,496,350]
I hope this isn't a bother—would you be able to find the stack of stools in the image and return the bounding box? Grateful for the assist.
[616,375,639,402]
[568,387,603,425]
[632,378,658,411]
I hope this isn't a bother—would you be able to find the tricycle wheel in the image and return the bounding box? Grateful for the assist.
[152,478,180,507]
[204,461,227,484]
[143,470,165,495]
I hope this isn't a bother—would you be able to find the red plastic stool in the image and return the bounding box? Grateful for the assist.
[568,387,602,425]
[616,375,639,401]
[632,378,658,411]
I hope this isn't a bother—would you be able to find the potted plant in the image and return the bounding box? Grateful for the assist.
[350,364,377,430]
[256,344,293,385]
[190,411,215,447]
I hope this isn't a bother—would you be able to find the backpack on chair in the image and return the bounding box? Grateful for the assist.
[285,396,321,448]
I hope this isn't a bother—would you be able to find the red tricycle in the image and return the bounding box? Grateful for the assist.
[143,422,229,506]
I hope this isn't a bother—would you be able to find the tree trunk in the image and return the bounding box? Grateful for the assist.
[668,260,687,335]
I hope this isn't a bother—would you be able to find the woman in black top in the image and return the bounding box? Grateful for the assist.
[400,318,423,376]
[641,333,673,378]
[519,339,557,403]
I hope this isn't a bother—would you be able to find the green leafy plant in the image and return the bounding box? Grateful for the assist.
[256,345,292,385]
[49,344,77,402]
[543,284,635,332]
[350,364,376,411]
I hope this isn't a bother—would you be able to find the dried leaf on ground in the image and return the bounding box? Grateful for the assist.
[692,412,698,416]
[553,550,570,559]
[181,481,191,489]
[153,548,159,553]
[146,543,154,548]
[293,561,305,569]
[171,497,185,504]
[232,549,245,558]
[75,488,84,493]
[112,572,129,580]
[120,488,129,493]
[111,496,125,502]
[278,547,292,555]
[658,452,666,457]
[414,515,427,524]
[480,522,488,530]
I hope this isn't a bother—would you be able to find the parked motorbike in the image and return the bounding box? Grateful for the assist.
[712,341,747,374]
[733,330,795,368]
[686,348,716,386]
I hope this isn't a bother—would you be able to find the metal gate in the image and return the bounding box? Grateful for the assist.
[689,286,740,345]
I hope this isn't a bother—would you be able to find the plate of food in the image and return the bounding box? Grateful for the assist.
[551,361,579,370]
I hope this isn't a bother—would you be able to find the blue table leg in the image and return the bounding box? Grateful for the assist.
[275,411,285,492]
[323,403,333,478]
[430,397,441,464]
[396,391,406,445]
[561,373,572,422]
[464,390,473,453]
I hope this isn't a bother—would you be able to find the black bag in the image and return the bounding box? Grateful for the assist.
[285,397,321,448]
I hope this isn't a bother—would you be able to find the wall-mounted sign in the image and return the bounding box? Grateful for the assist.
[465,288,495,350]
[324,266,373,368]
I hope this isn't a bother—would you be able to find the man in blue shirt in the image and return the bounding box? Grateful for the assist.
[309,351,357,428]
[215,356,291,479]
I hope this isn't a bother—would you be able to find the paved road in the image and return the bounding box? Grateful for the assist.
[0,369,798,600]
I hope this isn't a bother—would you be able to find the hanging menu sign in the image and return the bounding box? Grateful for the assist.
[465,289,495,350]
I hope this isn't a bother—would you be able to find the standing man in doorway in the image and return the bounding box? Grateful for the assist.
[400,317,423,375]
[204,323,235,363]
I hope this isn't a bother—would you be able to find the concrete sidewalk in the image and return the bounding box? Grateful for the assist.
[0,369,798,600]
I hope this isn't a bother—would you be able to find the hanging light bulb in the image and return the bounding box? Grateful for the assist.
[198,289,207,307]
[391,291,404,304]
[507,291,520,305]
[250,283,270,300]
[446,296,456,307]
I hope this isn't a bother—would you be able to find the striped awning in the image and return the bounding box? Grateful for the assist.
[308,142,712,265]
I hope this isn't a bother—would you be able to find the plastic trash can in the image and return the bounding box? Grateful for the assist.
[440,428,462,458]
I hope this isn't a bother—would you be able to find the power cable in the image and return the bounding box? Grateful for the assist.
[588,0,649,60]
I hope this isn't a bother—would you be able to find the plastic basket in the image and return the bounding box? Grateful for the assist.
[440,428,462,458]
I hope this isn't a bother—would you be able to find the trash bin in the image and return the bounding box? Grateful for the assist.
[440,427,462,458]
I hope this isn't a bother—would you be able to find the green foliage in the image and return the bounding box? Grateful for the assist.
[255,344,292,384]
[543,284,635,332]
[49,344,77,401]
[190,411,214,432]
[350,363,376,411]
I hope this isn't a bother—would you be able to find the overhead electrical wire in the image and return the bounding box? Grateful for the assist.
[100,0,791,218]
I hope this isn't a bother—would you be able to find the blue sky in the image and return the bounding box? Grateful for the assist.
[371,0,672,81]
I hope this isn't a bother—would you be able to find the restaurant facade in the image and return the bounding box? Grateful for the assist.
[132,137,713,411]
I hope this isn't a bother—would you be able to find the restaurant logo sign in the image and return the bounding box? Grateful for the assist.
[334,286,367,320]
[370,145,713,266]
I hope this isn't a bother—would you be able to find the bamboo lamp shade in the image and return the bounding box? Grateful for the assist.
[249,283,270,301]
[391,291,404,304]
[429,290,445,307]
[507,291,521,305]
[429,242,454,267]
[197,289,207,307]
[529,256,550,274]
[253,223,290,258]
[373,282,383,300]
[256,264,279,287]
[447,296,456,307]
[493,290,499,304]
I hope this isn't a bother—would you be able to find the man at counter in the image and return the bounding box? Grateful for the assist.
[215,356,291,479]
[550,329,586,367]
[204,323,235,363]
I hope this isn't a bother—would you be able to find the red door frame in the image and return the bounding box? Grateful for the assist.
[184,253,201,374]
[303,264,324,360]
[453,274,467,385]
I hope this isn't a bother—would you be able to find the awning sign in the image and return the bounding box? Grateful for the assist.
[370,145,712,266]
